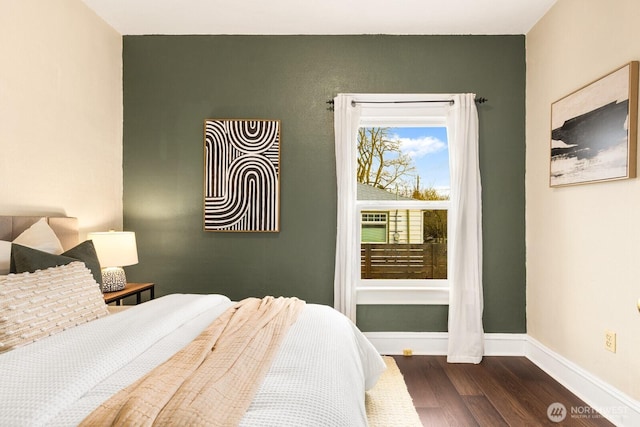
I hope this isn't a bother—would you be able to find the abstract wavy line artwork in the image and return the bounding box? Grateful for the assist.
[204,119,280,232]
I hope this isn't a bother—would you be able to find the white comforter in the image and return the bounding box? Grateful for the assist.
[0,294,385,426]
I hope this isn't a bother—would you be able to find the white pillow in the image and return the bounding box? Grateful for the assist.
[12,218,64,255]
[0,240,10,275]
[0,262,109,353]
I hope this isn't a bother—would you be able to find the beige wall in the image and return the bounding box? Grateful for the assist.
[527,0,640,400]
[0,0,122,237]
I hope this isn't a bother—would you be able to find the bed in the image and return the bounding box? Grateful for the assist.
[0,216,386,426]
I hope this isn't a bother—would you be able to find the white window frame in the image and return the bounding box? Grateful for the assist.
[354,99,452,305]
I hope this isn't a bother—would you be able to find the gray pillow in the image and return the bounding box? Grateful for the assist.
[10,240,103,286]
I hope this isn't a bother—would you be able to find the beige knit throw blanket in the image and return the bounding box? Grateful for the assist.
[81,296,305,427]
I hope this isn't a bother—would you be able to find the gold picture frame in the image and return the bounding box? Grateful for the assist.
[550,61,638,187]
[203,119,281,232]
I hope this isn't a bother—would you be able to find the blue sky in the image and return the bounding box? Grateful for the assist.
[388,127,450,194]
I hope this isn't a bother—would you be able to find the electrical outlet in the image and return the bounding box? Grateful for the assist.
[402,348,413,356]
[605,331,616,353]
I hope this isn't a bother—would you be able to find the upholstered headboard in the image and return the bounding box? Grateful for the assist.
[0,216,79,251]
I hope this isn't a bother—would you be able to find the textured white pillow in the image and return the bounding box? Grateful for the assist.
[0,262,109,353]
[12,218,64,255]
[0,240,10,275]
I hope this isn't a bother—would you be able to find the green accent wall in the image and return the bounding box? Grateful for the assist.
[123,35,526,333]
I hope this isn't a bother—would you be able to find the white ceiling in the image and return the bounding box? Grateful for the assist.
[81,0,558,35]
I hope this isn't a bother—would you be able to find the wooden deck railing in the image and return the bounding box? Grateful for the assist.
[361,243,447,279]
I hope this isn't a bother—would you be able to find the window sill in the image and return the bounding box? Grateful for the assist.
[356,286,450,305]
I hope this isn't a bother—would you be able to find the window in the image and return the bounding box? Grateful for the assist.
[354,102,452,305]
[361,212,388,243]
[335,93,481,330]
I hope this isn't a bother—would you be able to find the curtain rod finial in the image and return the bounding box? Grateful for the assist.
[326,99,335,111]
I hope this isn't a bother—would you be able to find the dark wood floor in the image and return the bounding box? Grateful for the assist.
[393,355,615,426]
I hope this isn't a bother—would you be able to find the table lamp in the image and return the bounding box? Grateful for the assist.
[87,230,138,292]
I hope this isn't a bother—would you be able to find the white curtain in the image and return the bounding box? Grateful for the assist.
[446,93,484,363]
[333,94,361,322]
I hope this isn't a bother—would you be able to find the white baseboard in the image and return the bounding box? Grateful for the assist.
[363,331,527,356]
[525,336,640,427]
[364,331,449,355]
[364,332,640,426]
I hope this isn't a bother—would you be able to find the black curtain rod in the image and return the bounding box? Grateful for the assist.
[352,99,455,106]
[326,97,487,111]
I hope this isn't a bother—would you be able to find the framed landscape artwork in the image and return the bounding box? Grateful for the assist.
[203,119,280,232]
[550,61,638,187]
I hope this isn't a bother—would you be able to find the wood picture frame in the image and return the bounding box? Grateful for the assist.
[203,119,280,232]
[550,61,638,187]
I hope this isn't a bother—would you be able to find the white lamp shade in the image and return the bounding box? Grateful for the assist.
[88,231,138,267]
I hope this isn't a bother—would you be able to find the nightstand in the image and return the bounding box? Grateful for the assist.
[103,282,155,306]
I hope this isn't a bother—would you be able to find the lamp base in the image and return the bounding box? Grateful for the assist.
[101,267,127,292]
